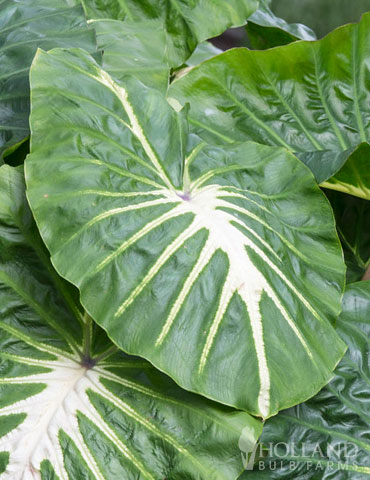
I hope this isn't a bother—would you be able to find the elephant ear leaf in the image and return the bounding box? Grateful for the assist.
[26,48,346,419]
[242,281,370,478]
[0,0,98,162]
[82,0,258,66]
[0,164,262,479]
[169,13,370,200]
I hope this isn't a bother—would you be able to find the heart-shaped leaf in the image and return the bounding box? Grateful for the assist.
[239,281,370,478]
[169,13,370,200]
[0,164,261,479]
[0,0,97,161]
[26,48,346,418]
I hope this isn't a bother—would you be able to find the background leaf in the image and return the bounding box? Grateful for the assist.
[26,48,346,418]
[81,0,258,65]
[0,164,262,480]
[185,42,223,67]
[169,13,370,200]
[239,281,370,479]
[246,0,316,50]
[271,0,370,38]
[0,0,98,162]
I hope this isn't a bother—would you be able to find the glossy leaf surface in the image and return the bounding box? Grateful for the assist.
[26,48,346,418]
[240,282,370,479]
[81,0,258,65]
[0,0,97,161]
[170,14,370,199]
[0,164,261,480]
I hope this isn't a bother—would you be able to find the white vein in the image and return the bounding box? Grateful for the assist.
[94,204,184,276]
[0,357,157,480]
[114,219,200,318]
[148,185,318,417]
[86,181,321,417]
[156,237,214,346]
[0,357,93,480]
[97,70,174,190]
[64,197,173,248]
[199,270,235,373]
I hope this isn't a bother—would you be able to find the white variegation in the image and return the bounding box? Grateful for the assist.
[0,350,217,480]
[0,355,139,480]
[105,185,315,417]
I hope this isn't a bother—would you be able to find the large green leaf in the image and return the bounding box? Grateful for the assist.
[169,13,370,200]
[240,281,370,478]
[0,164,261,479]
[81,0,258,66]
[91,18,171,93]
[246,0,316,49]
[0,0,98,162]
[26,48,346,419]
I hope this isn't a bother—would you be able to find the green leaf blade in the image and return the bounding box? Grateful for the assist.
[26,49,346,418]
[170,13,370,200]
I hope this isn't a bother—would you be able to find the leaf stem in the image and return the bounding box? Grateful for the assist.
[362,263,370,281]
[337,226,366,268]
[82,312,93,359]
[93,345,119,364]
